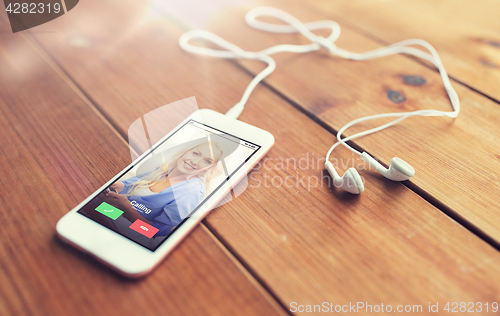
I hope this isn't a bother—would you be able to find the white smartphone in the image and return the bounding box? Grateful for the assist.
[57,109,274,278]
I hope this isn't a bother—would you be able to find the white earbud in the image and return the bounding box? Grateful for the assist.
[360,152,415,181]
[180,7,459,194]
[325,162,364,194]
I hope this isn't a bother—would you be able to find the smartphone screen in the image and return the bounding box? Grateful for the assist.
[77,120,260,251]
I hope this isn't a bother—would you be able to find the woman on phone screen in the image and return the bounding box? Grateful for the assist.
[101,141,228,237]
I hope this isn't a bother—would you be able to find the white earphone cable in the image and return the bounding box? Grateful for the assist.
[179,6,459,167]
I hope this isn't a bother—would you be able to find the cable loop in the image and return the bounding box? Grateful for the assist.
[315,36,336,52]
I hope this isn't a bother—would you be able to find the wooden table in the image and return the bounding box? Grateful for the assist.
[1,0,500,315]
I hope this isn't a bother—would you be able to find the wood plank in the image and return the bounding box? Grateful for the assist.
[309,0,500,102]
[0,13,286,316]
[28,0,500,310]
[201,2,500,244]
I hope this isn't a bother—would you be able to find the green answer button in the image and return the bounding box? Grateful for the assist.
[95,202,124,220]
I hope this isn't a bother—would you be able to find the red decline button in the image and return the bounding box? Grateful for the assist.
[129,220,159,238]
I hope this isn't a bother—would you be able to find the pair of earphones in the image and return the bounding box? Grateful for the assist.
[325,154,415,195]
[179,7,460,194]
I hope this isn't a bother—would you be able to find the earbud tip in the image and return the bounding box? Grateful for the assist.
[347,168,364,194]
[390,157,415,178]
[325,163,364,194]
[337,168,364,194]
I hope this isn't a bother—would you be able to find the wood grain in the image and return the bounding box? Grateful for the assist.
[203,2,500,244]
[26,0,500,312]
[0,12,286,316]
[309,0,500,102]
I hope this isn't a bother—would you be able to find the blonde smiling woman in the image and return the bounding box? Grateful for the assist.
[100,141,229,237]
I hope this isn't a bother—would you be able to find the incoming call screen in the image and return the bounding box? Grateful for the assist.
[78,120,260,251]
